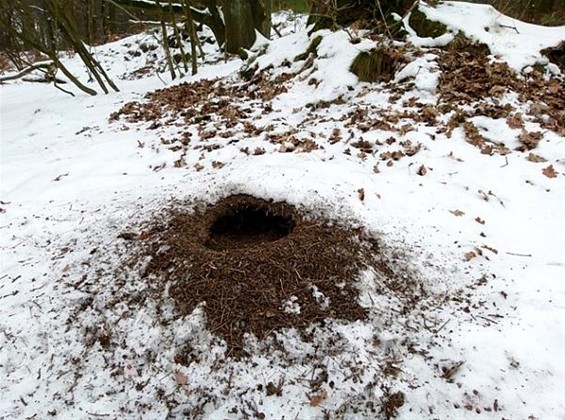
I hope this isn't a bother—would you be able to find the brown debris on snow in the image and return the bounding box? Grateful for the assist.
[439,44,565,138]
[439,43,515,104]
[138,195,388,356]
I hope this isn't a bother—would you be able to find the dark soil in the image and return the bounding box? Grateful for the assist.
[141,195,384,357]
[206,204,295,250]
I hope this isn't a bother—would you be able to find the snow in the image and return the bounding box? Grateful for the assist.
[415,1,565,71]
[1,3,564,419]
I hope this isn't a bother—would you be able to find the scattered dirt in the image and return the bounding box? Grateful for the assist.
[135,195,388,357]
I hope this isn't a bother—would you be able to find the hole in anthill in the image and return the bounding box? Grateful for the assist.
[206,205,295,250]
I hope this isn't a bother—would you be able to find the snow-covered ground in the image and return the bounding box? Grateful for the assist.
[1,3,564,419]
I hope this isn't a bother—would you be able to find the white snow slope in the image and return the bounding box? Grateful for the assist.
[1,3,564,419]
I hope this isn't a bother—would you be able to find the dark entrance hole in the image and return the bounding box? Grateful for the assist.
[206,205,296,250]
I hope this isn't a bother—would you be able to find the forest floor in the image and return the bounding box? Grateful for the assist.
[1,3,564,419]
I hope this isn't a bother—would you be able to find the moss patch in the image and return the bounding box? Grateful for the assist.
[408,8,448,38]
[294,35,323,61]
[350,48,402,83]
[446,33,490,56]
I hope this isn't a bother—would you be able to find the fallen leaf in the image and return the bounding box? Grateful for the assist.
[174,372,188,386]
[450,209,465,216]
[417,165,427,176]
[527,153,547,163]
[152,163,166,172]
[506,113,524,129]
[139,231,151,240]
[464,251,477,261]
[517,130,542,151]
[548,79,560,94]
[309,390,327,407]
[542,165,557,178]
[475,217,485,225]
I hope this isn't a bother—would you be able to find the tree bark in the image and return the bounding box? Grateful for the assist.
[112,0,269,53]
[222,0,270,54]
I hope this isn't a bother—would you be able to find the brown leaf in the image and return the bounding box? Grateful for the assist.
[542,165,557,178]
[475,217,485,225]
[139,231,151,240]
[464,251,477,261]
[548,79,560,94]
[309,390,327,407]
[517,130,542,151]
[417,165,427,176]
[506,113,524,129]
[174,372,188,386]
[450,209,465,216]
[527,153,547,163]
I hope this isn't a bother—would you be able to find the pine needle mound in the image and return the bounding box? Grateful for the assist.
[141,195,384,357]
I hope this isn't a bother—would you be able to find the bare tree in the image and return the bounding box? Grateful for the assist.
[0,0,119,95]
[112,0,271,53]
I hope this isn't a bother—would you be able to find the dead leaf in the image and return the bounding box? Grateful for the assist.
[309,390,327,407]
[506,113,524,129]
[517,130,542,151]
[174,372,188,386]
[475,217,485,225]
[139,231,151,240]
[450,209,465,216]
[441,361,465,381]
[152,163,166,172]
[548,79,560,94]
[417,165,427,176]
[542,165,557,178]
[527,153,547,163]
[464,251,477,261]
[173,157,187,168]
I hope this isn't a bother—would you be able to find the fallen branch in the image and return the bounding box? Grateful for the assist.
[0,61,55,83]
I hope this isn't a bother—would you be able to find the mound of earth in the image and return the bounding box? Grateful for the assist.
[132,194,391,357]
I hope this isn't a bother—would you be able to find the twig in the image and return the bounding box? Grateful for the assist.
[505,251,532,257]
[477,315,498,324]
[435,318,451,334]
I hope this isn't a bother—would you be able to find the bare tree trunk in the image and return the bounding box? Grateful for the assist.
[222,0,270,54]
